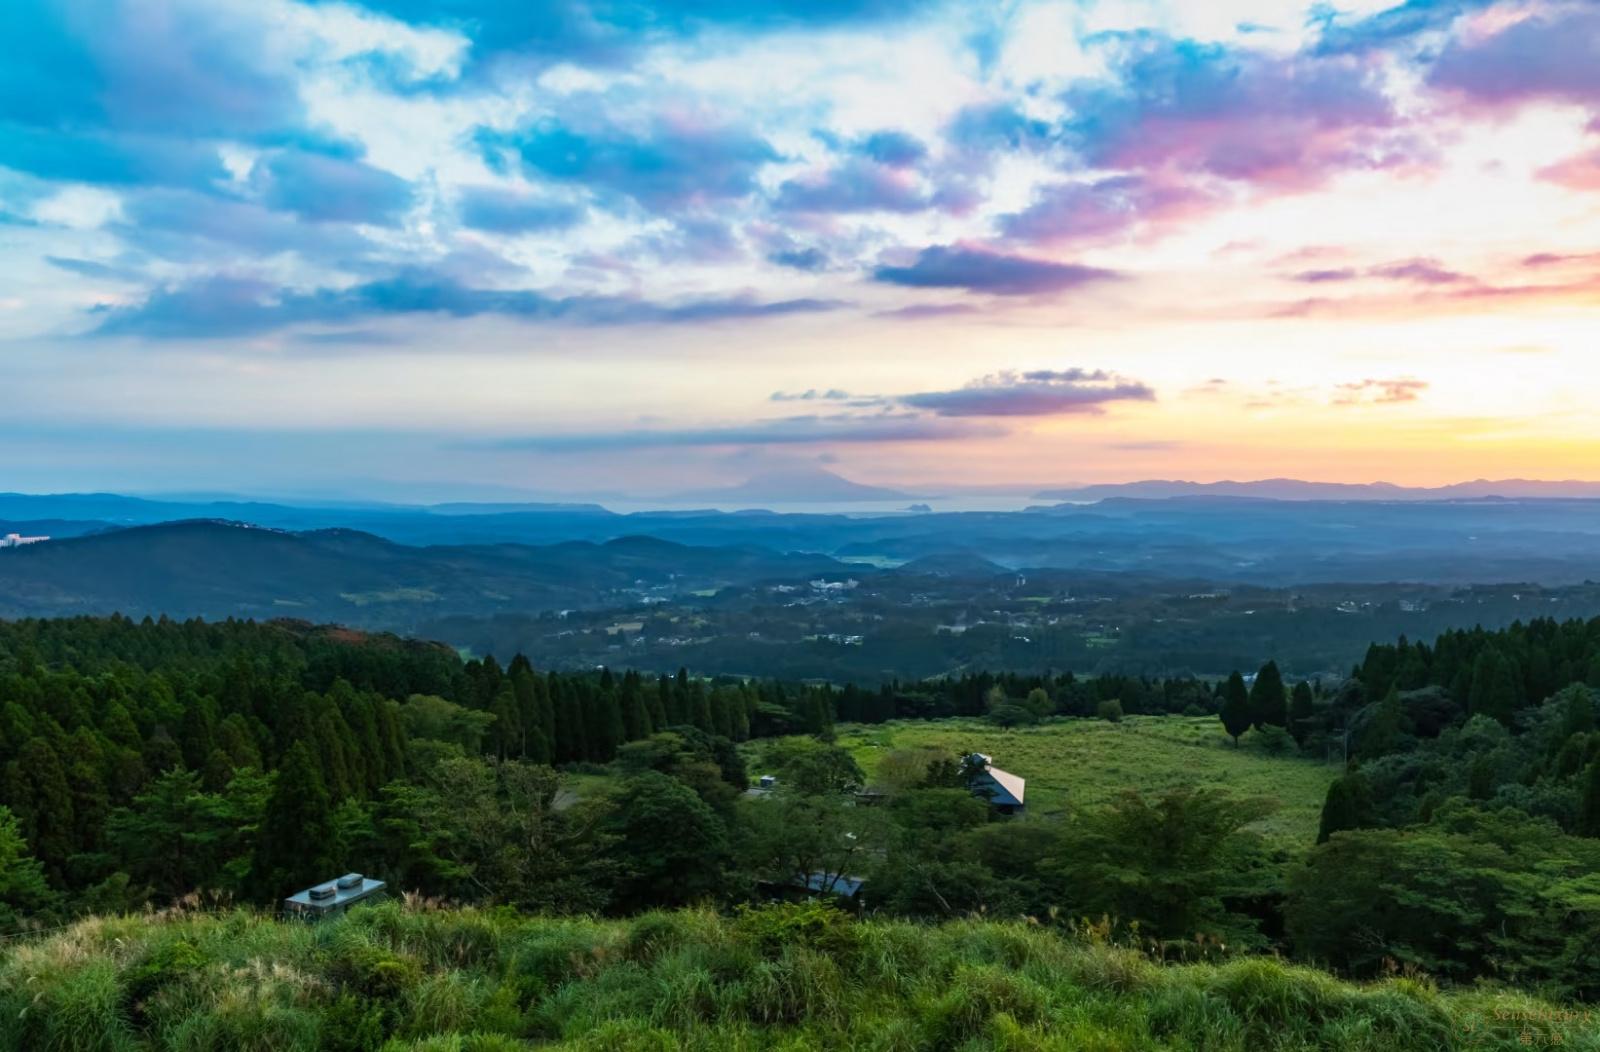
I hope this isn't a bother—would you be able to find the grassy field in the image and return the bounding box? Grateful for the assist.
[4,902,1592,1052]
[832,716,1340,849]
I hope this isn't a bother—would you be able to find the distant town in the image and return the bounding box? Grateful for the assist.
[0,533,48,548]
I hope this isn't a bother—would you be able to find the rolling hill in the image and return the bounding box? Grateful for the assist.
[0,520,849,628]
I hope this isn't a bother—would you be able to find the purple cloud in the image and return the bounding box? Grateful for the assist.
[1000,173,1216,245]
[1291,258,1466,285]
[1063,32,1407,191]
[1430,9,1600,110]
[1292,268,1358,283]
[774,158,929,214]
[1368,258,1466,284]
[873,303,980,320]
[899,368,1155,417]
[873,245,1118,296]
[1523,250,1600,267]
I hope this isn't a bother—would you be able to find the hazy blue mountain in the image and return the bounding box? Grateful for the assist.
[1036,478,1600,501]
[0,520,850,626]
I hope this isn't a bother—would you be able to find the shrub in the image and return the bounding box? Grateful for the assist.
[123,938,210,1023]
[1254,725,1295,755]
[732,902,857,959]
[1096,700,1124,724]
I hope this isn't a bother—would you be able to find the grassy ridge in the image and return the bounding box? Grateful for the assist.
[3,902,1594,1051]
[835,716,1339,847]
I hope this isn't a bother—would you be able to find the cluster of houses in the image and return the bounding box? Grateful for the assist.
[0,533,48,549]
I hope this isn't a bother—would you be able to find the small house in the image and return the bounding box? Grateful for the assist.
[283,872,386,921]
[965,753,1026,816]
[800,871,865,901]
[744,774,779,798]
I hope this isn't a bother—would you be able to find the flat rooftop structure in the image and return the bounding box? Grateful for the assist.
[283,872,386,920]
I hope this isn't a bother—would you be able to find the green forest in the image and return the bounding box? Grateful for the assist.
[3,613,1600,1049]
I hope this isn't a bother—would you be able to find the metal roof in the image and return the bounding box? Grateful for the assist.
[284,874,386,912]
[802,871,865,897]
[972,765,1026,807]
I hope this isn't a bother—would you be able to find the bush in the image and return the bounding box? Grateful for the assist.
[1096,700,1124,724]
[1254,725,1295,755]
[733,902,857,959]
[988,703,1040,728]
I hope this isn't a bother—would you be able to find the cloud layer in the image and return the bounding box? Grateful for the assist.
[4,0,1599,494]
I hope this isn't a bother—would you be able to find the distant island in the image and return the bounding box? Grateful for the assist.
[667,467,917,504]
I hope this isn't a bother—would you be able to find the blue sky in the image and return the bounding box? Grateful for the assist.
[2,0,1598,499]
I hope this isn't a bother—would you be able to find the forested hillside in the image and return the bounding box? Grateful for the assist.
[3,614,1600,1013]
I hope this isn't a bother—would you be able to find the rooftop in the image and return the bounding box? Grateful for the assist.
[284,872,386,912]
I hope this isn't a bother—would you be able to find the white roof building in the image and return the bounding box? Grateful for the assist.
[966,753,1026,815]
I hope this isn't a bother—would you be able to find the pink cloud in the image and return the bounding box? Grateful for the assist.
[1540,147,1600,191]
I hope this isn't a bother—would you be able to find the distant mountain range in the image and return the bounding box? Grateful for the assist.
[1035,478,1600,502]
[0,520,846,626]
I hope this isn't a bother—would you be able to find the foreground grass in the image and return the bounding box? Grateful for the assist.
[3,902,1593,1051]
[832,716,1337,848]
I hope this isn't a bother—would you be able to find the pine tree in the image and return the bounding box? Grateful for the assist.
[621,672,652,742]
[107,767,228,901]
[1579,759,1600,838]
[253,741,335,899]
[0,805,57,929]
[1358,686,1404,760]
[1250,661,1288,729]
[1219,671,1251,746]
[1468,647,1519,726]
[6,739,75,882]
[1289,681,1316,745]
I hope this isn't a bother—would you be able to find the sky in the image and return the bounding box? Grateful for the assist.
[2,0,1599,501]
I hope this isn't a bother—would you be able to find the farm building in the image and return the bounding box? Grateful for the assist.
[965,753,1026,816]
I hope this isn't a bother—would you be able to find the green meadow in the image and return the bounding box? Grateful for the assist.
[832,716,1341,848]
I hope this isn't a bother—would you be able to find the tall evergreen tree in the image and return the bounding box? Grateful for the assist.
[1468,647,1519,726]
[252,742,335,899]
[1219,672,1251,746]
[1289,681,1316,746]
[1250,661,1288,729]
[1579,759,1600,838]
[1358,686,1404,760]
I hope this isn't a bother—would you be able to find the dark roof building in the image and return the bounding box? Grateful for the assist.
[801,871,865,899]
[283,872,386,920]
